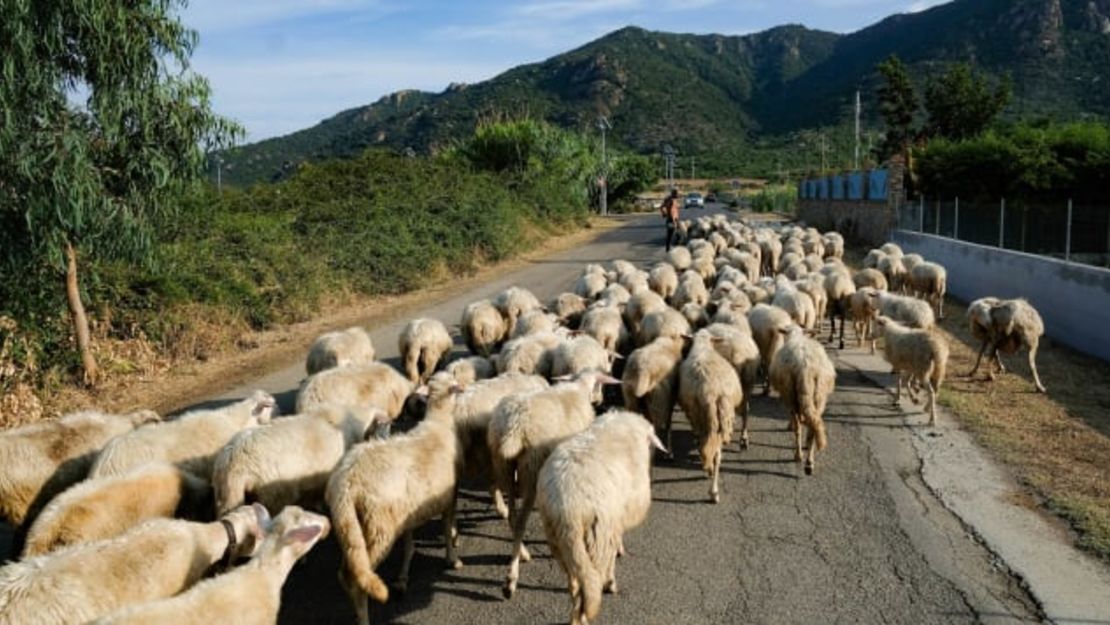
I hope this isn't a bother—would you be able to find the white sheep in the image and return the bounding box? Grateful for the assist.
[489,371,615,599]
[878,254,908,293]
[967,298,1047,393]
[579,304,630,355]
[648,262,678,302]
[22,462,210,557]
[823,271,857,349]
[664,246,692,272]
[295,362,413,418]
[901,253,924,275]
[494,331,565,377]
[0,505,268,625]
[509,310,559,340]
[552,293,590,328]
[909,261,948,319]
[549,336,618,402]
[850,287,880,353]
[537,411,663,625]
[89,506,330,625]
[573,272,608,301]
[874,316,949,426]
[493,287,544,335]
[880,242,904,258]
[862,248,887,269]
[681,302,710,329]
[678,331,744,503]
[637,307,691,347]
[852,267,889,291]
[672,273,709,310]
[399,317,454,383]
[89,392,275,481]
[748,303,794,395]
[0,409,160,535]
[623,290,668,337]
[621,336,684,454]
[444,355,496,386]
[771,277,816,330]
[211,404,385,516]
[701,323,760,447]
[327,374,465,625]
[305,327,375,375]
[769,326,836,475]
[867,290,935,329]
[452,374,550,520]
[461,300,507,357]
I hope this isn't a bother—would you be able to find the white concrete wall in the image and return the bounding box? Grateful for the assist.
[893,230,1110,362]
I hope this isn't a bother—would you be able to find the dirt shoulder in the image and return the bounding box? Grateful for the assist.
[45,217,624,418]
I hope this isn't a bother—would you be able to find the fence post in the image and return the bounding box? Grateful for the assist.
[935,198,941,236]
[954,197,960,240]
[999,198,1005,248]
[1066,199,1073,262]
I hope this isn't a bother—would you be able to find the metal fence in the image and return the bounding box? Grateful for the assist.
[896,197,1110,268]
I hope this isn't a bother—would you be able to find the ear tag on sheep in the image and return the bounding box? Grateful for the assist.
[648,431,668,453]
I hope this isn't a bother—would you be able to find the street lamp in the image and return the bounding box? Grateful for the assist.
[597,116,611,216]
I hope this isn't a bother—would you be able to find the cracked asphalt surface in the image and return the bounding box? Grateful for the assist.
[0,208,1044,624]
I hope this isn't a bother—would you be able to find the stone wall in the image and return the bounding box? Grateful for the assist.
[797,200,894,247]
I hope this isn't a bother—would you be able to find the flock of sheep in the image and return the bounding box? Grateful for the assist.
[0,212,1048,625]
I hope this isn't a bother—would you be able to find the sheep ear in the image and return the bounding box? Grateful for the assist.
[284,524,323,545]
[552,374,574,382]
[596,373,622,386]
[252,503,272,530]
[648,430,668,453]
[610,352,625,361]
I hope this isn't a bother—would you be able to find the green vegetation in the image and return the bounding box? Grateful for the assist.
[750,184,797,214]
[0,0,239,385]
[0,119,649,395]
[915,121,1110,201]
[924,63,1012,141]
[877,56,918,160]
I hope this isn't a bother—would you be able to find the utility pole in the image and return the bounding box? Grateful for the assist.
[854,90,861,170]
[691,156,696,181]
[597,116,611,216]
[663,144,677,190]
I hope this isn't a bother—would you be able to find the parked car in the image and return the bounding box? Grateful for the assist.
[684,192,705,209]
[705,192,717,203]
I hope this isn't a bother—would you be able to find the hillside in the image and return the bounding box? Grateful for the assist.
[219,0,1110,185]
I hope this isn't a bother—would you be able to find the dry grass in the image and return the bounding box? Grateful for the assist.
[932,297,1110,560]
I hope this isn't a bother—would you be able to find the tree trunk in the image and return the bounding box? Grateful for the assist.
[64,241,98,387]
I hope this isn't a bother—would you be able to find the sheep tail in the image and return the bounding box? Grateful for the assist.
[699,400,721,475]
[499,429,525,463]
[797,373,828,451]
[716,395,734,446]
[333,495,389,604]
[574,518,605,623]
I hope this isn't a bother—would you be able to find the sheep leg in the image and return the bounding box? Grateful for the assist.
[709,448,722,504]
[603,541,619,594]
[569,577,584,625]
[339,567,371,625]
[443,497,463,570]
[403,349,420,383]
[420,348,439,384]
[491,485,509,520]
[739,404,750,450]
[793,415,804,462]
[927,381,938,427]
[968,339,989,377]
[804,426,816,476]
[838,315,847,350]
[503,485,537,599]
[1028,344,1047,393]
[395,530,416,595]
[893,372,903,406]
[985,343,1001,381]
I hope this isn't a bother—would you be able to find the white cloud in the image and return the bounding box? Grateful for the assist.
[512,0,642,21]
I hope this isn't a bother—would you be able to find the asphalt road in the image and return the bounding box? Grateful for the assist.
[0,205,1044,624]
[212,205,1039,624]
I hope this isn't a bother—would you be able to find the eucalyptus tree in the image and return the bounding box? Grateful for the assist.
[0,0,240,385]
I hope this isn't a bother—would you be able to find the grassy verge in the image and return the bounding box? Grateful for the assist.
[931,298,1110,560]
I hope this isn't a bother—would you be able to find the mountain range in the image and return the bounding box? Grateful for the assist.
[220,0,1110,184]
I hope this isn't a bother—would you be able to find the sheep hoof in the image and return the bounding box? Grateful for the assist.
[739,437,750,450]
[804,463,814,476]
[1035,385,1047,394]
[605,580,619,594]
[709,491,720,504]
[521,546,532,562]
[448,558,464,570]
[502,582,516,600]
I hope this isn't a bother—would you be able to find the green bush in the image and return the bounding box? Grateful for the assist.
[750,184,797,214]
[0,121,602,391]
[916,121,1110,201]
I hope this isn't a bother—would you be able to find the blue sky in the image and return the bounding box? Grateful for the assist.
[182,0,948,142]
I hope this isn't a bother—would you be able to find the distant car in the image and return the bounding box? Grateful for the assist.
[705,192,717,203]
[684,192,705,209]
